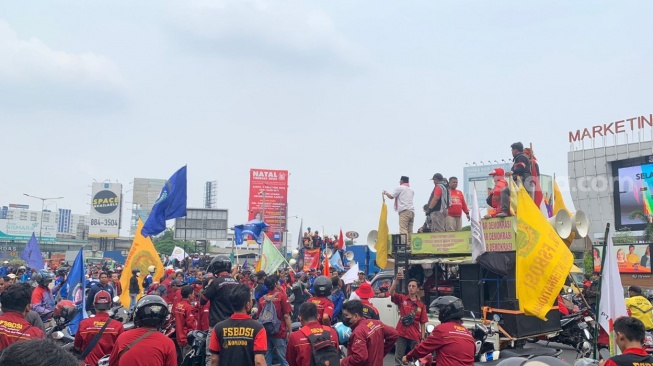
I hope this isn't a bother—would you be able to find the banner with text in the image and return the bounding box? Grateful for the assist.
[248,169,288,245]
[411,232,472,255]
[483,218,516,251]
[303,248,321,272]
[89,182,122,238]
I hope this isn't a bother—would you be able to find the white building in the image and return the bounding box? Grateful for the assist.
[130,178,166,236]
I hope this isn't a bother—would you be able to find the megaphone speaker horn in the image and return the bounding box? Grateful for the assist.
[345,251,355,261]
[548,210,572,239]
[325,248,333,258]
[572,210,590,238]
[367,230,378,253]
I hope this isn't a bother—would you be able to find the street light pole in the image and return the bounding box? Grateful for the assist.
[23,194,64,252]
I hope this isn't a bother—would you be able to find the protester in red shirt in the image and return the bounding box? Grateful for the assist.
[355,283,380,320]
[258,275,293,366]
[74,290,124,366]
[485,168,509,218]
[341,300,398,366]
[286,302,339,366]
[446,177,470,231]
[308,276,335,325]
[174,285,198,360]
[403,296,475,366]
[389,274,428,366]
[601,317,653,366]
[109,295,176,366]
[0,283,44,350]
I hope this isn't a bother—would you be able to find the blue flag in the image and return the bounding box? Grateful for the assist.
[21,233,44,270]
[242,260,249,269]
[330,251,344,271]
[142,165,188,237]
[234,221,268,245]
[65,248,87,335]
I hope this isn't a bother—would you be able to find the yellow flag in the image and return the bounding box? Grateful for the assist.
[515,185,574,320]
[508,178,519,216]
[375,200,389,268]
[119,219,165,307]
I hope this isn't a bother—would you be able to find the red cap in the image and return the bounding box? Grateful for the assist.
[94,290,112,310]
[165,269,175,276]
[489,168,505,176]
[356,282,376,299]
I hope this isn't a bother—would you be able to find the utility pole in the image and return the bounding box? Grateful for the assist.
[23,193,64,254]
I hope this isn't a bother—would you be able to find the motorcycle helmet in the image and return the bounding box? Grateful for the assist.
[313,276,332,297]
[430,296,464,323]
[56,267,68,277]
[54,300,78,323]
[18,265,26,271]
[94,290,113,311]
[132,268,141,275]
[147,265,156,273]
[32,270,55,287]
[133,295,169,329]
[334,322,352,344]
[207,255,232,275]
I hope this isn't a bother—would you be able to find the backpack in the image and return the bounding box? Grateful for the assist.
[258,293,281,335]
[435,182,450,212]
[301,326,341,366]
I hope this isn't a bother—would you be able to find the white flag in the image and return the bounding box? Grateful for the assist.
[598,234,628,355]
[170,246,188,262]
[471,185,486,261]
[341,263,359,285]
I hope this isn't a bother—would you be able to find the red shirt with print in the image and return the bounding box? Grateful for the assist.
[257,289,293,339]
[109,327,177,366]
[308,297,335,324]
[286,321,339,366]
[174,299,197,346]
[391,294,428,342]
[74,312,124,366]
[604,347,653,366]
[406,321,475,366]
[196,301,210,331]
[490,179,508,213]
[0,311,44,349]
[447,189,469,217]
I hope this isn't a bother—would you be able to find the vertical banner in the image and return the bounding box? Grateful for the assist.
[248,169,289,245]
[303,248,321,272]
[259,233,287,274]
[89,182,122,238]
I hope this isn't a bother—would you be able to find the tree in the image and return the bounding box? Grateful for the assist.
[613,227,636,244]
[461,225,471,231]
[153,228,194,256]
[629,210,653,242]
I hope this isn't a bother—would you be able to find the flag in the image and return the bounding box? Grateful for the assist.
[375,200,389,268]
[21,233,44,270]
[234,221,268,245]
[337,228,345,250]
[141,165,188,237]
[470,185,486,261]
[303,249,321,272]
[530,154,543,207]
[259,233,287,274]
[341,263,359,285]
[242,260,249,270]
[323,252,330,277]
[170,246,187,262]
[540,194,552,218]
[508,177,519,216]
[515,185,574,320]
[598,233,629,355]
[119,219,165,307]
[65,248,86,335]
[297,219,303,248]
[330,251,344,271]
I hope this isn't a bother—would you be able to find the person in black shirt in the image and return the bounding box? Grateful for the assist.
[209,284,267,366]
[129,268,140,312]
[497,141,533,217]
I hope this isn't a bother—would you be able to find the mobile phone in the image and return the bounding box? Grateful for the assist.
[599,348,610,360]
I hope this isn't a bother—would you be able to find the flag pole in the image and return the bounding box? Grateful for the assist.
[593,223,610,359]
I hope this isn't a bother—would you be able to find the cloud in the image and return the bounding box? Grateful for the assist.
[166,0,369,72]
[0,20,127,112]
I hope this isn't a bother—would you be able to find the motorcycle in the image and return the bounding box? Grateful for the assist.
[109,296,135,331]
[527,309,594,358]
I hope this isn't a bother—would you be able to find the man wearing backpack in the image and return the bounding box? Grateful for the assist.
[286,302,339,366]
[257,275,292,366]
[341,300,399,366]
[426,173,449,232]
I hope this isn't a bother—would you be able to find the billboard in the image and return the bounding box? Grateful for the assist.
[0,218,57,242]
[174,208,228,241]
[89,182,122,238]
[613,157,653,230]
[592,244,651,274]
[462,163,512,209]
[248,169,289,244]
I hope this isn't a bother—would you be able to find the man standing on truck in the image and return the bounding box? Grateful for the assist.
[383,176,415,243]
[389,272,428,366]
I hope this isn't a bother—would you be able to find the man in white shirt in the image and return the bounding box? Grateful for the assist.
[383,176,415,244]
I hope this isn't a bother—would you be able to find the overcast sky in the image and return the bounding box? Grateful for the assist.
[1,1,652,245]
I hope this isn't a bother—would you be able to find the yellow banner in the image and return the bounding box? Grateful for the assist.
[515,185,574,320]
[375,200,389,268]
[119,219,164,307]
[411,232,471,255]
[482,218,516,251]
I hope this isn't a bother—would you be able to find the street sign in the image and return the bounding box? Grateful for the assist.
[345,231,359,239]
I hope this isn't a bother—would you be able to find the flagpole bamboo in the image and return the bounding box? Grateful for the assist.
[593,223,610,359]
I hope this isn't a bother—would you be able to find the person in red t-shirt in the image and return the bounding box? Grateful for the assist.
[257,275,293,366]
[485,168,509,218]
[390,274,428,366]
[446,177,470,231]
[600,316,653,366]
[341,300,399,366]
[174,285,198,361]
[0,283,44,350]
[355,283,380,320]
[286,302,339,366]
[74,290,124,366]
[308,276,335,325]
[109,295,176,366]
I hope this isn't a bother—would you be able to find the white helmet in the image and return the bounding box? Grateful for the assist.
[148,265,156,273]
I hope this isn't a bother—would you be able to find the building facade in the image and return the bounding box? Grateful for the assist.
[130,177,166,236]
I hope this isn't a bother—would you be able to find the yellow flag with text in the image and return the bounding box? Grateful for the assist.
[375,200,389,268]
[515,185,574,320]
[119,219,164,307]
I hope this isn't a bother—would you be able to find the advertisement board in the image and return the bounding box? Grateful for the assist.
[0,218,57,242]
[411,232,471,255]
[615,161,653,228]
[592,244,652,273]
[89,182,122,238]
[248,169,288,245]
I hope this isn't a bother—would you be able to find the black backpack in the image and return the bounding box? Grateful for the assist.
[301,326,341,366]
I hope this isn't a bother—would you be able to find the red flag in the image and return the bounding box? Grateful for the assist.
[337,228,344,250]
[323,252,330,277]
[527,149,543,207]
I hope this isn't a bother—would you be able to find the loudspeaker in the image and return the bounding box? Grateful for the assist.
[459,264,482,281]
[345,251,355,261]
[547,210,572,239]
[571,210,590,238]
[494,310,561,338]
[460,280,482,314]
[367,230,378,252]
[485,278,517,301]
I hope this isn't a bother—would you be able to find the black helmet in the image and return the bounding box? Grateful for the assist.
[132,268,141,275]
[56,267,68,277]
[133,295,170,329]
[313,275,332,297]
[430,296,464,323]
[32,270,55,287]
[207,255,232,275]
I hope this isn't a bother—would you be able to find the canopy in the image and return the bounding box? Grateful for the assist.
[476,251,515,277]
